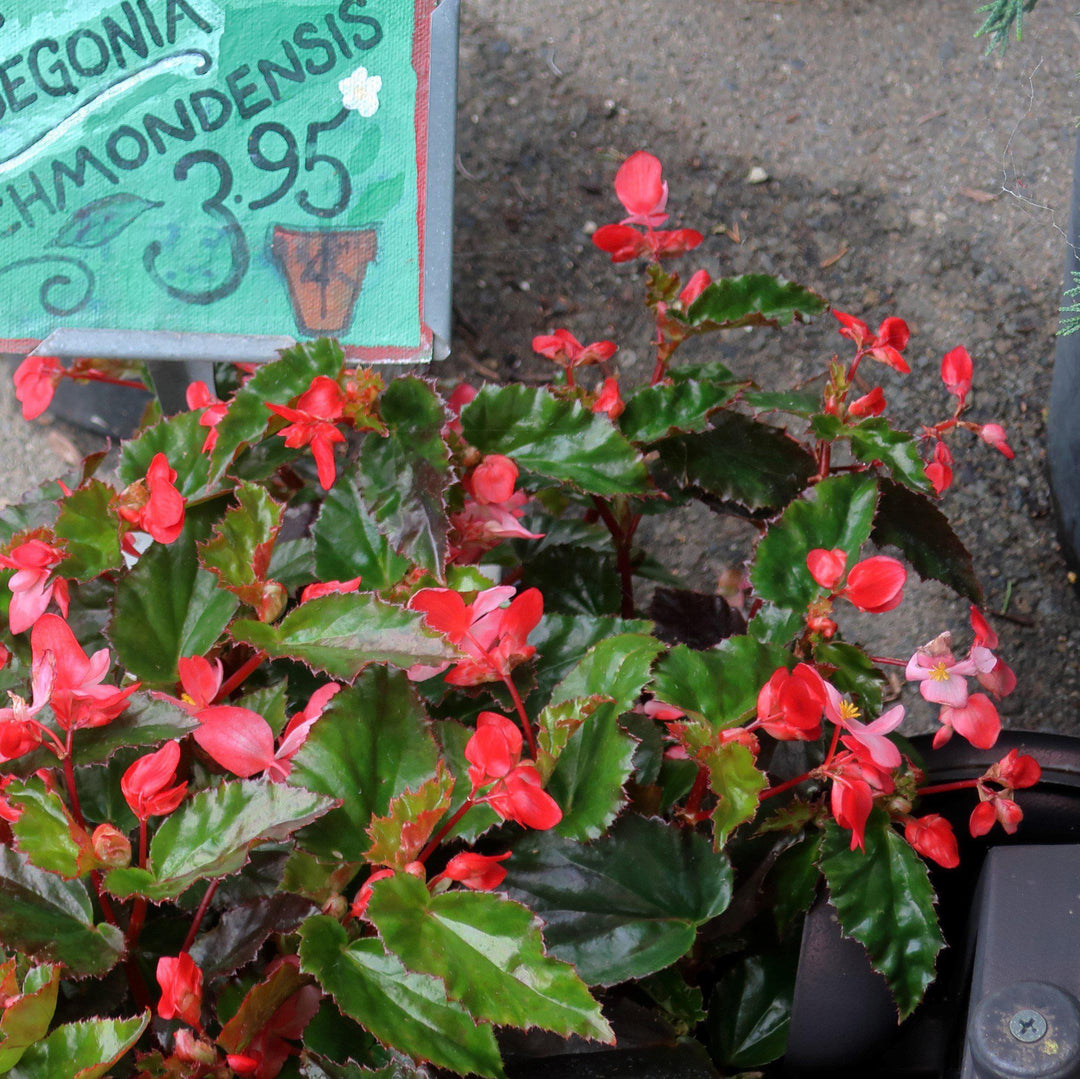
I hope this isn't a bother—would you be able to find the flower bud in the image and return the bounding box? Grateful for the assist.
[91,823,132,868]
[321,894,348,920]
[174,1029,217,1066]
[404,860,426,879]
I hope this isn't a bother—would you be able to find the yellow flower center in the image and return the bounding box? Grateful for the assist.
[839,700,861,722]
[929,661,951,683]
[180,693,196,706]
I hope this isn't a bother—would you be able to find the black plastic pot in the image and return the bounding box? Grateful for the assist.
[786,730,1080,1078]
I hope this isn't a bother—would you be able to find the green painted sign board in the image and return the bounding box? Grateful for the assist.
[0,0,437,361]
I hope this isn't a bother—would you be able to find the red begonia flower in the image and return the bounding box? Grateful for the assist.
[193,706,276,778]
[465,711,523,785]
[832,310,911,373]
[840,556,906,613]
[186,380,229,454]
[986,748,1041,790]
[351,868,395,920]
[978,423,1014,459]
[904,814,960,868]
[531,329,618,368]
[266,376,347,490]
[442,850,512,891]
[925,441,953,496]
[13,355,64,420]
[614,150,669,227]
[970,794,1023,837]
[848,386,886,418]
[484,763,562,830]
[969,606,999,649]
[0,538,68,634]
[940,346,973,399]
[145,454,186,544]
[467,455,519,505]
[592,223,704,263]
[121,741,188,821]
[755,664,826,741]
[934,693,1001,750]
[826,752,893,850]
[175,655,223,713]
[156,952,203,1028]
[679,269,712,307]
[806,548,847,590]
[592,377,625,419]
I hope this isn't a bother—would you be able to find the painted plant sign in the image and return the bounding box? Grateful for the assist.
[0,0,436,361]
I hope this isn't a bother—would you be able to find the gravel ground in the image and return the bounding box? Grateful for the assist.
[2,0,1079,732]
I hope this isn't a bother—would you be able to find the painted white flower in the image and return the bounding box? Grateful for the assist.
[339,67,382,117]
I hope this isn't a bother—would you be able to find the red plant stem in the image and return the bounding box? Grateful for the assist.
[760,772,813,801]
[870,656,906,667]
[684,768,709,817]
[181,879,220,953]
[419,798,476,863]
[34,721,67,758]
[64,371,146,391]
[502,676,538,757]
[125,820,149,951]
[591,496,637,618]
[213,650,268,702]
[822,722,843,770]
[916,779,980,797]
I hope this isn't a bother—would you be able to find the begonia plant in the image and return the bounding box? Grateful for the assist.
[0,150,1033,1077]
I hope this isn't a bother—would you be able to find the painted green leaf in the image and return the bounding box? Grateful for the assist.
[53,193,162,249]
[354,174,405,223]
[848,419,933,494]
[819,811,944,1019]
[0,965,60,1072]
[198,483,285,611]
[815,641,885,716]
[709,947,798,1068]
[750,473,879,611]
[654,413,816,511]
[369,875,613,1042]
[298,916,505,1078]
[0,846,124,976]
[652,638,795,728]
[312,473,411,591]
[358,378,450,578]
[108,504,239,685]
[503,814,732,985]
[550,632,663,712]
[684,274,827,329]
[231,593,459,681]
[7,1013,148,1079]
[619,380,744,443]
[365,764,455,868]
[118,409,215,498]
[461,385,649,495]
[8,778,100,880]
[289,669,441,862]
[53,481,121,581]
[104,781,335,901]
[211,340,344,475]
[871,479,982,603]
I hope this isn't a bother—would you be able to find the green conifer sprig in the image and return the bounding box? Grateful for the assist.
[974,0,1039,53]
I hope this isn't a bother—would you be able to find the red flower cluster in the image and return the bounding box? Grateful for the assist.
[969,749,1040,837]
[118,453,186,545]
[0,537,69,635]
[832,310,911,373]
[450,455,544,563]
[266,376,347,490]
[121,740,187,821]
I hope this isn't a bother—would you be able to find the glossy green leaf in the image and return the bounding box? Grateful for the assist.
[104,781,334,901]
[289,669,441,861]
[743,388,822,416]
[0,965,60,1072]
[819,811,943,1019]
[638,968,706,1033]
[312,474,411,591]
[53,192,161,248]
[619,380,744,443]
[668,360,737,385]
[709,948,798,1068]
[211,340,344,475]
[751,473,879,611]
[848,419,933,494]
[652,638,795,728]
[108,504,239,685]
[53,482,121,581]
[654,413,815,511]
[747,604,805,647]
[871,479,982,603]
[365,764,454,868]
[550,632,663,712]
[119,409,215,498]
[8,778,99,879]
[703,741,767,848]
[503,814,732,985]
[7,1013,148,1079]
[358,378,450,579]
[684,274,827,329]
[269,536,317,591]
[0,846,124,976]
[815,641,884,716]
[519,545,621,617]
[198,483,284,612]
[368,874,612,1041]
[232,593,459,681]
[770,833,822,935]
[535,697,606,782]
[298,916,505,1079]
[461,384,649,495]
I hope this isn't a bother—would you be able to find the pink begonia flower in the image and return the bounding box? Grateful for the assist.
[823,682,904,770]
[807,548,847,591]
[31,615,136,731]
[0,538,69,634]
[934,693,1001,750]
[449,494,544,563]
[940,346,973,399]
[979,423,1014,459]
[531,330,617,370]
[848,386,886,418]
[266,376,347,490]
[826,751,894,851]
[679,269,712,307]
[185,381,228,454]
[466,456,519,505]
[839,556,906,613]
[0,651,54,761]
[904,814,960,868]
[13,355,64,420]
[121,741,188,820]
[905,632,989,708]
[832,310,911,374]
[591,377,625,419]
[613,150,670,227]
[925,441,953,496]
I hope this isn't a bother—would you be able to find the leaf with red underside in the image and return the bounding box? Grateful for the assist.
[217,961,307,1054]
[0,964,61,1073]
[198,483,286,619]
[365,763,455,869]
[6,1013,148,1079]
